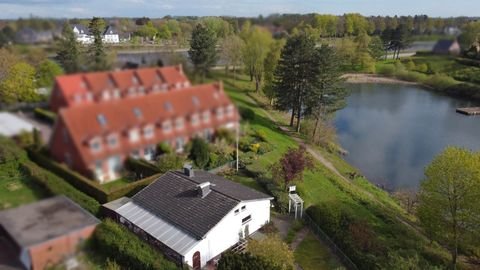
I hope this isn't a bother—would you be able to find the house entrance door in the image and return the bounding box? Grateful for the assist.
[193,251,201,270]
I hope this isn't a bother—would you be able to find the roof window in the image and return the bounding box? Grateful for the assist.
[164,102,173,112]
[97,114,107,126]
[133,107,142,118]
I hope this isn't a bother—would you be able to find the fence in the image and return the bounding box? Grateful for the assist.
[303,212,359,270]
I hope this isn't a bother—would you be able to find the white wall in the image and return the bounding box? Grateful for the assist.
[183,199,271,268]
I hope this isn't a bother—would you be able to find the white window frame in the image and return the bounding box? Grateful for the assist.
[129,129,140,143]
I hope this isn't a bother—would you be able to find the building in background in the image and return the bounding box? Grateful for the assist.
[103,167,272,269]
[0,196,100,270]
[49,66,239,183]
[72,24,92,44]
[432,39,461,55]
[102,25,119,43]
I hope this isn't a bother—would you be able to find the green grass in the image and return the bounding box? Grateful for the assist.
[294,232,343,270]
[209,71,452,268]
[102,178,133,192]
[226,173,266,192]
[0,168,47,210]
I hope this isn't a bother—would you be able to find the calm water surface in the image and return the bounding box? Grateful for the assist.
[335,83,480,190]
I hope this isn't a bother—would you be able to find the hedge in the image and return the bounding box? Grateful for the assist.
[93,219,178,270]
[125,157,161,178]
[27,148,110,203]
[21,161,101,216]
[34,107,56,124]
[27,148,162,203]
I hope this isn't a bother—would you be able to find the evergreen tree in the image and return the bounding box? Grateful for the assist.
[189,137,210,169]
[188,24,217,81]
[56,23,81,73]
[88,17,108,71]
[273,33,318,132]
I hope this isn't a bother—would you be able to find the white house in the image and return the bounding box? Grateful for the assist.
[102,25,119,44]
[72,24,93,44]
[103,166,273,269]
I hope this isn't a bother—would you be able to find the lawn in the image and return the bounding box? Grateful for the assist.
[294,232,343,270]
[102,178,133,192]
[210,71,452,268]
[0,169,46,210]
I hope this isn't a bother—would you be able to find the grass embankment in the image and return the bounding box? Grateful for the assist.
[213,71,456,269]
[294,232,343,270]
[375,54,480,101]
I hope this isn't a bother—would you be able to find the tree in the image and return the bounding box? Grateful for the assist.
[247,235,295,270]
[217,251,280,270]
[135,21,158,40]
[199,17,233,38]
[188,23,217,81]
[458,21,480,51]
[87,17,108,71]
[368,36,385,60]
[417,147,480,269]
[263,39,285,104]
[0,62,39,104]
[156,154,185,173]
[189,137,210,169]
[157,24,172,40]
[36,60,64,88]
[241,26,273,92]
[273,33,318,131]
[271,145,314,188]
[56,23,81,73]
[220,34,244,80]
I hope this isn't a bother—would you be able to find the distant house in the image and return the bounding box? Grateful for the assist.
[432,39,461,55]
[72,24,93,44]
[103,167,273,269]
[0,196,100,270]
[102,25,119,44]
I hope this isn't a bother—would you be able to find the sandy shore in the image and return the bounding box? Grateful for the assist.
[342,73,419,85]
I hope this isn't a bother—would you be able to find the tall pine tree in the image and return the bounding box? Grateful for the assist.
[188,24,217,81]
[88,17,108,71]
[56,22,81,73]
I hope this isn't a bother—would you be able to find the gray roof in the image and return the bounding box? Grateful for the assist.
[0,196,100,248]
[72,24,90,35]
[132,170,272,239]
[103,25,118,35]
[433,39,457,52]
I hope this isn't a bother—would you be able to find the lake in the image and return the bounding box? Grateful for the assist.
[334,83,480,190]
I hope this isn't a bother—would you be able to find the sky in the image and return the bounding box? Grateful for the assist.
[1,0,479,19]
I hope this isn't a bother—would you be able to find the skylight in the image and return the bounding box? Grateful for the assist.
[192,96,200,106]
[133,107,142,118]
[164,102,173,111]
[97,114,107,126]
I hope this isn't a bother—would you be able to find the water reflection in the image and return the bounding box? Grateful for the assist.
[335,83,480,190]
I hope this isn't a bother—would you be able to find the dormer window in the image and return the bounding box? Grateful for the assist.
[161,84,168,90]
[113,89,120,99]
[132,76,138,84]
[175,82,181,89]
[74,93,82,103]
[162,121,172,133]
[128,87,135,96]
[102,91,111,101]
[129,129,140,143]
[86,92,93,101]
[152,84,160,92]
[202,111,210,123]
[90,138,102,152]
[138,86,145,94]
[144,125,154,139]
[183,82,190,88]
[175,117,184,130]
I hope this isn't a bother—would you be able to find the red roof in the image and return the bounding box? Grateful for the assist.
[57,82,238,166]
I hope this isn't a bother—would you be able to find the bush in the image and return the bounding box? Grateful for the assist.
[239,107,255,121]
[404,60,416,71]
[125,158,160,178]
[156,142,172,155]
[253,130,268,142]
[423,74,457,90]
[257,142,273,154]
[189,137,210,169]
[0,136,28,165]
[239,136,255,152]
[249,143,261,154]
[27,148,109,203]
[156,154,185,173]
[106,174,160,201]
[215,128,235,144]
[377,64,396,76]
[218,251,280,270]
[21,161,101,215]
[93,219,178,270]
[34,107,56,124]
[416,63,429,73]
[394,70,428,83]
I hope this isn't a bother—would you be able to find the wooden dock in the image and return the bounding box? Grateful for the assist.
[456,107,480,116]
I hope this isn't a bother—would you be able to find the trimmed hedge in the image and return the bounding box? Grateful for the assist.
[27,148,109,203]
[106,173,160,201]
[93,219,178,270]
[34,107,56,124]
[21,161,101,216]
[125,157,161,178]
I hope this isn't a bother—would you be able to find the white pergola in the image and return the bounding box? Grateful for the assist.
[288,186,304,219]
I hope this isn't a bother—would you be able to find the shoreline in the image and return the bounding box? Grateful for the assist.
[342,73,420,85]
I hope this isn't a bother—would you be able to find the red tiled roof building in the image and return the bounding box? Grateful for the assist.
[49,66,239,183]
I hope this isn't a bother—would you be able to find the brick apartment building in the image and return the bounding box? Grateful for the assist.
[48,66,239,183]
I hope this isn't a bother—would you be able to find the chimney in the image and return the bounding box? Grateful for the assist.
[183,164,194,177]
[197,182,211,198]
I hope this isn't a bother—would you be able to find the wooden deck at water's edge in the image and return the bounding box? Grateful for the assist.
[456,107,480,115]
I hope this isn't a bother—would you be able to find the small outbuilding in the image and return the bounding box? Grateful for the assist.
[432,39,461,55]
[0,196,100,270]
[0,112,34,137]
[103,166,273,269]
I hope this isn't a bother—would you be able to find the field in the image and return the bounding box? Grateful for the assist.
[211,71,454,269]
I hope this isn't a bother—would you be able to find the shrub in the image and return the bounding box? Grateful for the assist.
[21,161,101,215]
[215,128,235,144]
[377,64,396,76]
[34,107,56,124]
[394,70,428,83]
[416,63,429,73]
[156,154,185,173]
[253,130,268,142]
[92,219,178,270]
[16,130,34,148]
[125,158,160,178]
[249,143,261,154]
[156,142,173,155]
[217,251,279,270]
[404,60,416,71]
[239,136,255,152]
[0,136,28,165]
[189,137,210,169]
[239,107,255,121]
[257,142,273,154]
[423,74,457,90]
[247,234,295,270]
